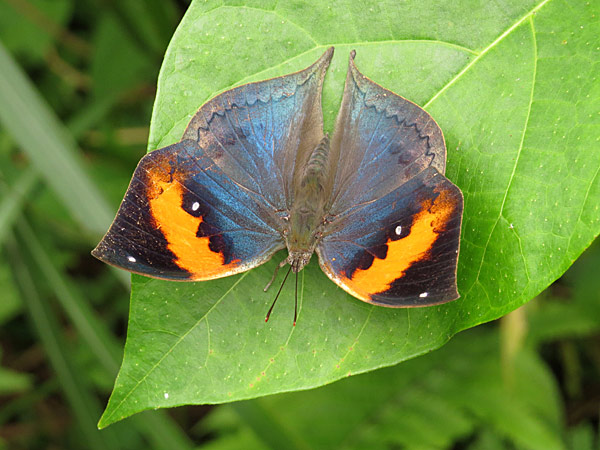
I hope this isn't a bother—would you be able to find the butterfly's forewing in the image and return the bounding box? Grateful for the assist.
[92,140,285,280]
[318,167,463,306]
[325,51,446,216]
[182,47,333,212]
[93,49,334,281]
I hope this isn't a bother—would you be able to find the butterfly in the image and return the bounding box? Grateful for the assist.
[92,47,463,323]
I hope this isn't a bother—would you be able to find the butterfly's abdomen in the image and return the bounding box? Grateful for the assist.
[304,135,330,180]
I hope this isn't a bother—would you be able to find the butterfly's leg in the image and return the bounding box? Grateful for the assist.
[263,257,289,292]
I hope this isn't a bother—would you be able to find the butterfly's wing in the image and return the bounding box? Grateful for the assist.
[93,48,333,281]
[182,47,333,212]
[325,51,446,216]
[92,140,286,280]
[318,167,463,306]
[317,51,463,307]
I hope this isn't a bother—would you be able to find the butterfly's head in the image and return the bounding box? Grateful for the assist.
[288,251,312,273]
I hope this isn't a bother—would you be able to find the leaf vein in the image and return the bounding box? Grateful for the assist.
[336,307,374,370]
[103,273,249,424]
[423,0,551,108]
[466,16,539,296]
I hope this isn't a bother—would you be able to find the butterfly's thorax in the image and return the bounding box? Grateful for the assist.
[285,136,332,271]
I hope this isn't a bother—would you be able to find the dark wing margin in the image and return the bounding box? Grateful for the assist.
[326,50,446,216]
[92,141,285,281]
[318,167,463,307]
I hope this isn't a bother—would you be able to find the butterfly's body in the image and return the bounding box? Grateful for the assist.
[93,47,464,311]
[286,135,331,272]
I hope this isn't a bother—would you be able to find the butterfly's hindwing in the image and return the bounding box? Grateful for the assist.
[318,167,463,306]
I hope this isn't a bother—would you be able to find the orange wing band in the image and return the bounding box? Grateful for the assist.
[343,189,455,298]
[146,165,240,280]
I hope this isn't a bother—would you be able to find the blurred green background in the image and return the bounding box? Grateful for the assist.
[0,1,598,449]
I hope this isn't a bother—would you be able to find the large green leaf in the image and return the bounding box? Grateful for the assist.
[99,0,600,426]
[202,328,565,450]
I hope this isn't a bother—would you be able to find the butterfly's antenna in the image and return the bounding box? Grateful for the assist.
[293,270,298,326]
[264,258,288,292]
[265,265,292,323]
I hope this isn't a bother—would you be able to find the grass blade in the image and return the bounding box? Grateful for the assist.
[18,218,121,372]
[0,167,38,245]
[8,233,122,450]
[0,41,130,287]
[0,40,113,238]
[17,218,194,449]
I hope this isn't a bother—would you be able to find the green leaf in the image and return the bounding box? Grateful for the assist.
[0,366,32,395]
[566,424,596,450]
[0,345,32,395]
[100,0,600,426]
[203,328,565,450]
[528,242,600,344]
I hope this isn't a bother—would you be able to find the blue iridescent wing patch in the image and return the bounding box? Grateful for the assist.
[326,51,447,216]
